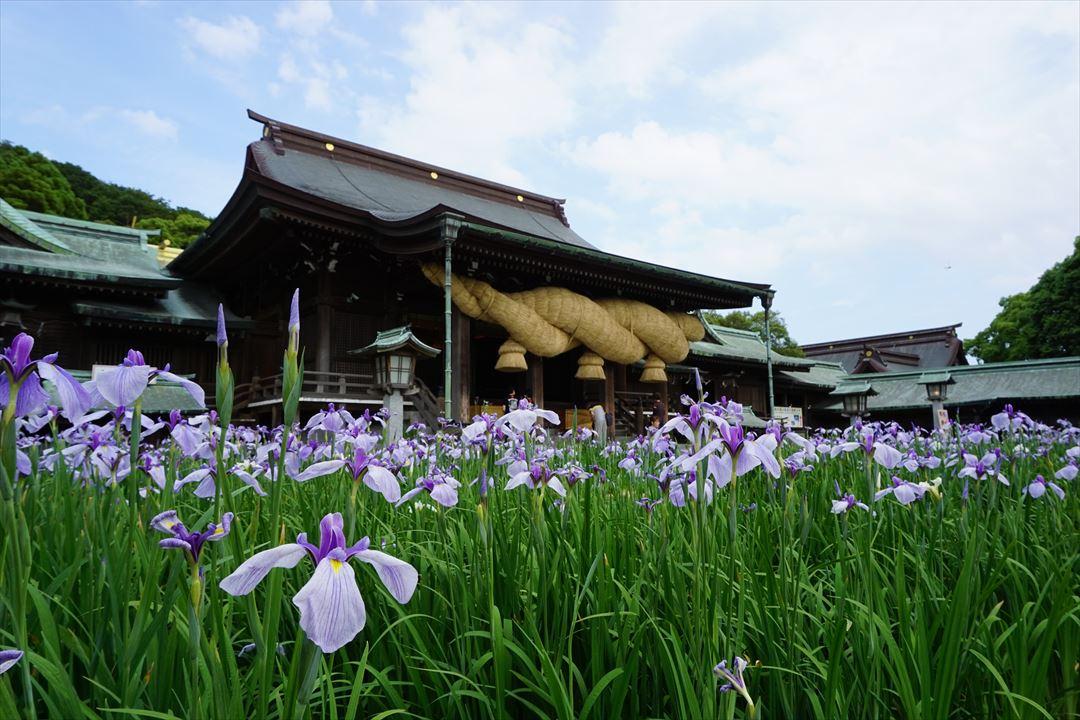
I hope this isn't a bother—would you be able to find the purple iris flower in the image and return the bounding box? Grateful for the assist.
[497,400,559,433]
[678,419,781,487]
[874,476,926,505]
[151,510,233,563]
[1,332,90,422]
[302,448,401,503]
[304,403,356,435]
[1055,448,1078,481]
[175,463,268,498]
[991,404,1029,432]
[505,460,566,497]
[832,428,904,470]
[0,649,22,675]
[958,452,1009,486]
[398,466,459,507]
[1022,474,1065,501]
[220,512,418,653]
[91,349,205,409]
[216,304,228,349]
[713,656,755,712]
[831,493,870,514]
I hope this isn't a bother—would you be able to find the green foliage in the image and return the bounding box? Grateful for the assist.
[0,139,211,248]
[704,308,806,357]
[0,141,87,218]
[136,212,210,249]
[967,237,1080,362]
[4,427,1076,719]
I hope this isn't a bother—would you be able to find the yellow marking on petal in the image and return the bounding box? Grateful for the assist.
[164,520,176,528]
[330,559,343,573]
[213,527,224,535]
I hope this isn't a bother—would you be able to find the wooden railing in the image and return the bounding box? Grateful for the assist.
[234,370,380,410]
[407,376,441,428]
[614,390,656,437]
[233,371,444,429]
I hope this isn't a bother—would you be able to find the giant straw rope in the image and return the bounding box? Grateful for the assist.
[421,264,705,383]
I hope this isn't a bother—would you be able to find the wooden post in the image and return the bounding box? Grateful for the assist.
[316,272,332,394]
[452,309,470,422]
[659,377,669,422]
[529,355,544,409]
[604,363,616,418]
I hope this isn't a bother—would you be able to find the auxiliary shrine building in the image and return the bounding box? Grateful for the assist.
[3,111,1075,429]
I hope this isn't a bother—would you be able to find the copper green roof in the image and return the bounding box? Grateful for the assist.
[829,381,877,397]
[777,361,847,389]
[0,199,73,253]
[917,370,955,385]
[349,325,440,357]
[818,357,1080,412]
[691,322,809,370]
[0,200,178,288]
[72,283,254,330]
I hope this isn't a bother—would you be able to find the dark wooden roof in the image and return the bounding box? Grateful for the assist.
[801,324,968,373]
[171,110,771,311]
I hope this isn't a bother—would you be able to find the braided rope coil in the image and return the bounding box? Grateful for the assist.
[421,263,704,381]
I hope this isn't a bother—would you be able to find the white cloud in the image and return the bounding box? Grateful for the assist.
[276,0,333,36]
[355,4,577,186]
[21,105,178,142]
[179,15,261,61]
[117,109,178,141]
[567,2,1079,340]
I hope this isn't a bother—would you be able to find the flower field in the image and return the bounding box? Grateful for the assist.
[1,302,1078,720]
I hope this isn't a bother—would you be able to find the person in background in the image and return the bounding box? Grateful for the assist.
[590,400,608,445]
[504,388,517,415]
[650,394,664,425]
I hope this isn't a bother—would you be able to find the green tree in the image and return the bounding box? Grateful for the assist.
[0,141,87,218]
[703,309,806,357]
[54,160,209,228]
[136,212,210,249]
[966,236,1080,362]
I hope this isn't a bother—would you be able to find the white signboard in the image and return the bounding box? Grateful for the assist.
[774,405,803,428]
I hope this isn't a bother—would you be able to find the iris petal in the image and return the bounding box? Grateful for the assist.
[220,543,307,596]
[292,553,366,653]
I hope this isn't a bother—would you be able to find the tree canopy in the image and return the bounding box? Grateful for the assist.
[0,141,87,218]
[0,140,211,248]
[966,236,1080,362]
[703,309,806,357]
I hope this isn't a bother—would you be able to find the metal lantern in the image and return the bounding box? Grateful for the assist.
[830,381,876,420]
[350,325,439,392]
[842,392,869,417]
[919,371,955,403]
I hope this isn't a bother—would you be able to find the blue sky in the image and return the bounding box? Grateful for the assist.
[2,1,1077,345]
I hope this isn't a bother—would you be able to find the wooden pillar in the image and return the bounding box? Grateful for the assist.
[660,377,669,422]
[452,309,470,422]
[603,363,616,417]
[315,272,332,393]
[528,355,544,408]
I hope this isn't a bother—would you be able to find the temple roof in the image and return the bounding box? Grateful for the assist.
[0,199,179,288]
[817,356,1080,412]
[801,324,968,373]
[171,111,771,310]
[246,110,594,250]
[691,322,808,370]
[72,282,254,330]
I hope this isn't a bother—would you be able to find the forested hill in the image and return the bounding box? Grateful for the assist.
[0,140,210,249]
